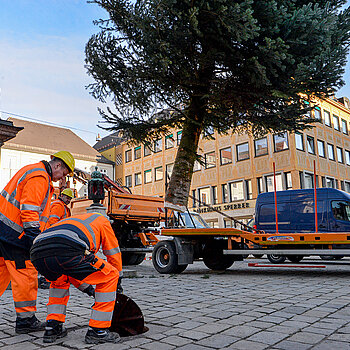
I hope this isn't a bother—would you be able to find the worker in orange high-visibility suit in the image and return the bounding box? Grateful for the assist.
[30,213,122,344]
[0,151,75,334]
[43,188,95,296]
[48,188,73,227]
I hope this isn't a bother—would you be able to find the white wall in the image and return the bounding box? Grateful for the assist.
[0,148,114,197]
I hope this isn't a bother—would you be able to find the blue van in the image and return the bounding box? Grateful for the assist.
[255,188,350,234]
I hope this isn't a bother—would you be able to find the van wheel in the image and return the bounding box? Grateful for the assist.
[152,241,187,274]
[267,254,286,264]
[288,255,303,263]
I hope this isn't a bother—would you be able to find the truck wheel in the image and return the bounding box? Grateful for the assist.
[122,252,146,266]
[267,254,286,264]
[288,255,303,263]
[152,241,186,274]
[202,240,235,270]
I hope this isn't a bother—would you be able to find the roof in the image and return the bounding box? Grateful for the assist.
[93,131,124,151]
[4,117,114,164]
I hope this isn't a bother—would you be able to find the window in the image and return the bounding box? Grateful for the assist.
[144,144,152,156]
[177,131,182,145]
[245,180,252,200]
[125,149,132,163]
[273,132,289,152]
[317,140,325,158]
[333,115,340,131]
[342,119,348,135]
[328,144,335,161]
[254,138,268,156]
[135,172,141,186]
[331,201,350,221]
[199,187,211,205]
[220,147,232,165]
[165,134,174,149]
[237,142,249,161]
[154,139,162,153]
[144,169,152,183]
[337,147,344,163]
[229,181,244,201]
[346,150,350,165]
[205,151,216,169]
[295,133,304,151]
[166,163,174,180]
[326,177,335,188]
[285,172,292,190]
[257,177,264,194]
[314,107,321,120]
[324,110,331,126]
[212,186,218,205]
[303,173,314,189]
[345,181,350,193]
[134,146,141,160]
[125,175,132,188]
[155,166,163,181]
[193,160,201,172]
[306,135,315,154]
[192,190,197,207]
[222,184,229,203]
[265,174,283,192]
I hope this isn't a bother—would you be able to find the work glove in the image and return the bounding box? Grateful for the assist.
[23,227,41,249]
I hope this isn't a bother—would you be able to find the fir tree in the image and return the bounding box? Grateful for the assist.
[85,0,350,209]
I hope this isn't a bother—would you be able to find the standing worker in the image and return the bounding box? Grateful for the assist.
[30,213,122,344]
[0,151,75,334]
[48,188,73,226]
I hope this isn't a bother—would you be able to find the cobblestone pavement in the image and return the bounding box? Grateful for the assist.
[2,257,350,349]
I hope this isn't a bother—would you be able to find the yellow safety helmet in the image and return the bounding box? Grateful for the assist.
[51,151,75,176]
[61,188,74,198]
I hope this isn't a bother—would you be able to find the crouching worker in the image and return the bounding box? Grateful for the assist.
[30,213,122,344]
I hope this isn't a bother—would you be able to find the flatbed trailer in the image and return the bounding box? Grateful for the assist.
[152,227,350,273]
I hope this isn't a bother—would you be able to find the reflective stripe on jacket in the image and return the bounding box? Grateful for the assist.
[0,162,53,249]
[48,199,71,227]
[34,213,122,272]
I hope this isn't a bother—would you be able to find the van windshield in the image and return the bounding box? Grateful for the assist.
[331,201,350,222]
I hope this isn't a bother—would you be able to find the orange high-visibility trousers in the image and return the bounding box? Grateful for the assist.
[46,257,118,329]
[0,257,38,318]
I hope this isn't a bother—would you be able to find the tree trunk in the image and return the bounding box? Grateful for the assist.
[164,98,205,211]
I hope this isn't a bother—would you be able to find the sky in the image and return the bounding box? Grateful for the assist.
[0,1,349,146]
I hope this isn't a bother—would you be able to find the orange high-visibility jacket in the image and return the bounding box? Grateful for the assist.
[35,213,122,272]
[48,199,71,227]
[0,162,54,250]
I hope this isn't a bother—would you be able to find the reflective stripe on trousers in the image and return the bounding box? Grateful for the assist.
[0,257,38,318]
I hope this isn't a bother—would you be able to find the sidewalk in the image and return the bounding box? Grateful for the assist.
[2,258,350,349]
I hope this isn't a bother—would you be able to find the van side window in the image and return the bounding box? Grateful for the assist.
[331,201,350,221]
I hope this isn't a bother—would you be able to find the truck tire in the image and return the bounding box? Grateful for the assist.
[267,254,286,264]
[202,240,235,270]
[152,241,187,274]
[287,255,303,263]
[122,252,146,266]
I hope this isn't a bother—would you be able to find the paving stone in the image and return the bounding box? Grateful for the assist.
[226,339,269,350]
[273,340,313,350]
[286,331,326,344]
[247,331,288,345]
[179,330,209,341]
[196,334,239,348]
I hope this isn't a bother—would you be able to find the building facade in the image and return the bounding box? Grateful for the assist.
[0,117,115,196]
[95,96,350,228]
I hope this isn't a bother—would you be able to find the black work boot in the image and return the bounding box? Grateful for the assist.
[43,320,68,343]
[15,315,45,334]
[85,327,120,344]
